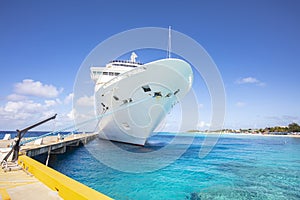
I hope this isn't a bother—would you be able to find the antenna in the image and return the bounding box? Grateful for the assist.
[167,26,172,58]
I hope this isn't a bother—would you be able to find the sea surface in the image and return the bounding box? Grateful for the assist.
[1,132,299,199]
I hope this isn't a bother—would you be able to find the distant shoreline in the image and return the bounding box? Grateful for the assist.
[186,132,300,138]
[228,133,300,138]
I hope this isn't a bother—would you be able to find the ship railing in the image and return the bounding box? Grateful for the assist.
[109,60,143,65]
[102,66,147,89]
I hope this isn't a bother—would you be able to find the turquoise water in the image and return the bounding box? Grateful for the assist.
[48,133,300,200]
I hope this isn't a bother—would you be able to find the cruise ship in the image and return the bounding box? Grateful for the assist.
[90,53,193,145]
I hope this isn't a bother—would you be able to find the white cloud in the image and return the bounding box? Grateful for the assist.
[6,94,28,101]
[1,100,44,120]
[0,99,73,130]
[198,104,204,109]
[44,100,57,107]
[236,101,246,107]
[66,108,94,121]
[64,93,74,104]
[237,77,259,84]
[197,121,211,128]
[76,95,94,107]
[236,77,265,86]
[0,80,75,130]
[64,108,97,131]
[14,79,63,98]
[67,108,76,120]
[256,82,266,87]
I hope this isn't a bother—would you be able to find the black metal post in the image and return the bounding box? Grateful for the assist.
[2,114,57,163]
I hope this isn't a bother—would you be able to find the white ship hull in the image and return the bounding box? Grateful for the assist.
[94,58,193,145]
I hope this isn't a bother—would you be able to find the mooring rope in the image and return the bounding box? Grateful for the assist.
[20,95,155,146]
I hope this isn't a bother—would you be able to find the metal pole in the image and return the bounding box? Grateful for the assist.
[2,114,57,163]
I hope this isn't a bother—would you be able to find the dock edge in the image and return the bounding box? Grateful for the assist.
[18,155,112,200]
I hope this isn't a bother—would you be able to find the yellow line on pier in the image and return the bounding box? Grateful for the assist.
[1,133,112,200]
[18,155,112,200]
[0,188,11,200]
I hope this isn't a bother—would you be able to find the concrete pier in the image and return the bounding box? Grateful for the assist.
[1,133,112,200]
[20,133,98,157]
[0,164,62,200]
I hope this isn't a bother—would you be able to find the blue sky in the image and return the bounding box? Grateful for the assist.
[0,0,299,130]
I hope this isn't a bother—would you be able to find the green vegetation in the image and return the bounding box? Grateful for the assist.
[262,122,300,133]
[189,122,300,134]
[187,130,202,133]
[288,122,300,132]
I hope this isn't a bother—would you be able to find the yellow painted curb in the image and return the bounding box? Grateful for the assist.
[18,155,112,200]
[0,188,11,200]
